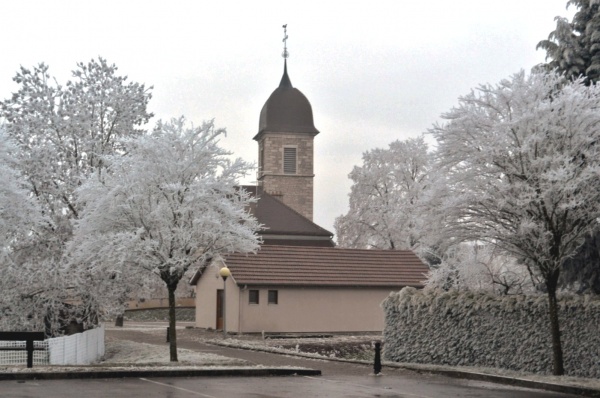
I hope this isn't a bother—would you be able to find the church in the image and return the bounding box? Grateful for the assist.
[190,38,428,334]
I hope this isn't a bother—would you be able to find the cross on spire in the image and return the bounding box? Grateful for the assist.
[282,24,289,59]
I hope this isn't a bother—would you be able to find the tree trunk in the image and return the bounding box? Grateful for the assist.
[114,314,124,327]
[546,272,564,375]
[168,284,178,362]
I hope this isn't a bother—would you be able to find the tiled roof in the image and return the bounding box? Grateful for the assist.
[261,238,334,247]
[244,186,333,239]
[215,245,428,288]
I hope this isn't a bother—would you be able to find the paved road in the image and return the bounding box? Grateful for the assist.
[0,374,581,397]
[0,324,582,397]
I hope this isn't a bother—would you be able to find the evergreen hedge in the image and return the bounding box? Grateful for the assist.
[382,288,600,378]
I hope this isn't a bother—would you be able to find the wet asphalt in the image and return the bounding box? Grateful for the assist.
[0,323,587,398]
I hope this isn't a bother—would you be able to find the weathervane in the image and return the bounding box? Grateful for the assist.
[282,24,289,59]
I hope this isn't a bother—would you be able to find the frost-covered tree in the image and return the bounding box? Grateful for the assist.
[537,0,600,83]
[0,58,153,327]
[335,136,442,263]
[0,129,44,251]
[70,118,261,361]
[0,129,59,332]
[430,70,600,375]
[425,244,534,295]
[537,1,600,294]
[1,58,152,232]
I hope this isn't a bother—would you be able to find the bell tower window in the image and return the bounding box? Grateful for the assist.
[283,147,297,174]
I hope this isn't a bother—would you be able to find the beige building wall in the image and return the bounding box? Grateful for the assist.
[258,133,315,220]
[237,287,393,333]
[194,264,240,331]
[196,266,404,333]
[195,279,397,333]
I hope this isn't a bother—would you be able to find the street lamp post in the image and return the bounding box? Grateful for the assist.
[219,266,231,337]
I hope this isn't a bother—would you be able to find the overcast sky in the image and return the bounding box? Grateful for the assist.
[0,0,575,237]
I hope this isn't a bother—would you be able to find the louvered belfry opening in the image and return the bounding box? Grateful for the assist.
[283,147,297,174]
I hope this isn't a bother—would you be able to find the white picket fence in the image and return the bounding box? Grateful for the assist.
[0,324,105,366]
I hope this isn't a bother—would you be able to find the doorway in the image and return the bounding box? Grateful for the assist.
[216,289,223,330]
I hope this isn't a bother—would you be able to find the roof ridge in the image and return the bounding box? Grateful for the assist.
[259,244,415,254]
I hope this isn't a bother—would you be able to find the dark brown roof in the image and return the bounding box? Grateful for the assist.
[193,245,428,288]
[261,238,334,247]
[254,60,319,140]
[244,186,333,241]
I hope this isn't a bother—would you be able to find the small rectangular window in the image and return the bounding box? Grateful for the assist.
[249,290,259,304]
[268,290,278,304]
[283,147,296,174]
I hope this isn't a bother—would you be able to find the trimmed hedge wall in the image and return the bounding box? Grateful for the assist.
[123,307,195,322]
[382,287,600,378]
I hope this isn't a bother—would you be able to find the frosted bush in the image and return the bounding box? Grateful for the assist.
[383,287,600,378]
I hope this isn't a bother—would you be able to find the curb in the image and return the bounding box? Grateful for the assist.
[204,340,600,398]
[0,367,321,381]
[398,367,600,398]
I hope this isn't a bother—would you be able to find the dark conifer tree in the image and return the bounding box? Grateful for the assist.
[538,0,600,294]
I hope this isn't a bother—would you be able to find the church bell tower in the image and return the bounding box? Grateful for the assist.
[254,25,319,221]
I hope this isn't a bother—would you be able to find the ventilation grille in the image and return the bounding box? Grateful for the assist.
[283,147,297,174]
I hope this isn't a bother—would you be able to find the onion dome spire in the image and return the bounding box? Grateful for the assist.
[280,60,292,88]
[255,24,319,140]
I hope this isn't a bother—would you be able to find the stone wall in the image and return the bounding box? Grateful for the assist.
[259,134,314,176]
[260,174,314,220]
[382,287,600,378]
[258,132,315,220]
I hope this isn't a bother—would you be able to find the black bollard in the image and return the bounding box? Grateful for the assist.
[166,327,170,343]
[374,342,382,375]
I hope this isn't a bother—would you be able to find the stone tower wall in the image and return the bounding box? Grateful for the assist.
[258,132,315,220]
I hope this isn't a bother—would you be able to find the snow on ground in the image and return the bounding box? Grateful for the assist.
[101,337,248,366]
[0,331,250,373]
